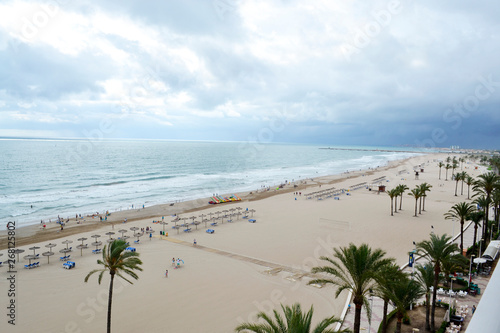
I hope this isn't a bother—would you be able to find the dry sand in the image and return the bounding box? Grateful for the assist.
[0,152,489,332]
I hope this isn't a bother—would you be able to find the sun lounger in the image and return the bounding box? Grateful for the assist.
[24,264,31,269]
[92,249,102,254]
[125,247,136,252]
[184,228,191,233]
[210,222,218,226]
[206,229,215,234]
[134,239,140,244]
[248,219,256,223]
[60,255,69,261]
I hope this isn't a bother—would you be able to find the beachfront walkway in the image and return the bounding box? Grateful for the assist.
[340,223,492,332]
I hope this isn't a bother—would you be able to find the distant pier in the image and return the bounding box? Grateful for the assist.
[319,147,427,153]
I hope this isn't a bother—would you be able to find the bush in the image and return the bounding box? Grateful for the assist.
[402,313,410,325]
[436,320,449,333]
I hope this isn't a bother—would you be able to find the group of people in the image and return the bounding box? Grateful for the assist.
[166,258,185,277]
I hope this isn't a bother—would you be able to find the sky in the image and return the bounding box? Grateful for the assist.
[0,0,499,149]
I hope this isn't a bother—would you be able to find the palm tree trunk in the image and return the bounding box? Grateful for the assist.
[425,292,430,331]
[394,196,398,214]
[454,180,458,196]
[467,185,470,200]
[354,302,362,333]
[473,225,478,253]
[382,299,389,333]
[439,168,441,180]
[431,269,439,332]
[460,220,464,254]
[391,199,394,216]
[107,272,115,333]
[414,199,418,217]
[396,314,403,333]
[461,181,464,195]
[419,197,422,214]
[399,194,403,210]
[423,195,426,211]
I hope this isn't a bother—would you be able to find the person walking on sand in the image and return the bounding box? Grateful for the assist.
[165,269,168,278]
[193,239,197,246]
[172,258,175,267]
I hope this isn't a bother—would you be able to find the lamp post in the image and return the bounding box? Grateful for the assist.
[448,277,456,309]
[468,255,475,288]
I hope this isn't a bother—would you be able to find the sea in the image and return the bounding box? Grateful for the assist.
[0,139,433,228]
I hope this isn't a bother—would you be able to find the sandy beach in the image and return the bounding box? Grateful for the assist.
[0,152,490,332]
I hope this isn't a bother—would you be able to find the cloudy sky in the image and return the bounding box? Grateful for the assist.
[0,0,499,149]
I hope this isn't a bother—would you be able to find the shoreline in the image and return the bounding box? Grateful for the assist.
[0,154,429,250]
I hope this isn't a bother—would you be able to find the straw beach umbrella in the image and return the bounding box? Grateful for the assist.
[13,249,25,262]
[92,241,102,251]
[42,251,54,264]
[118,229,128,238]
[29,246,40,255]
[62,240,73,251]
[160,221,168,234]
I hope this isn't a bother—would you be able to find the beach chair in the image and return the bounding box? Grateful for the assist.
[206,229,215,234]
[248,219,256,223]
[60,255,67,261]
[184,228,191,233]
[210,222,218,226]
[24,264,31,269]
[134,239,140,244]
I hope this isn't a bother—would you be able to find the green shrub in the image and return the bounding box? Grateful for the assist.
[436,320,449,333]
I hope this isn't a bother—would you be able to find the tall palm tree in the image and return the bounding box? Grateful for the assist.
[438,162,444,180]
[459,171,468,195]
[415,265,434,331]
[388,277,424,333]
[473,172,500,241]
[444,202,475,254]
[235,303,350,333]
[467,211,484,255]
[492,188,500,227]
[308,243,394,333]
[451,158,458,179]
[465,175,474,200]
[473,195,491,243]
[444,164,451,181]
[419,182,432,212]
[397,184,409,211]
[84,239,143,333]
[374,264,405,333]
[454,172,463,196]
[416,234,460,332]
[409,187,421,217]
[387,189,398,216]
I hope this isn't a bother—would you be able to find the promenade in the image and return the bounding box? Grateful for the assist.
[341,223,492,332]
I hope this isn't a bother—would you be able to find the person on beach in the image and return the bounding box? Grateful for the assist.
[193,239,197,246]
[172,258,175,267]
[165,269,168,278]
[472,305,476,314]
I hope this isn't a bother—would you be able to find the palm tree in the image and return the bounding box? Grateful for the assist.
[459,171,468,195]
[473,195,491,242]
[235,303,350,333]
[409,187,421,217]
[388,276,424,333]
[438,162,444,180]
[444,202,475,254]
[419,182,432,212]
[387,189,399,216]
[374,264,405,333]
[492,188,500,227]
[84,239,143,333]
[416,234,460,332]
[396,184,409,211]
[465,175,474,200]
[444,164,451,181]
[451,160,458,179]
[473,172,500,241]
[467,211,484,255]
[308,243,394,333]
[454,172,463,196]
[415,265,434,331]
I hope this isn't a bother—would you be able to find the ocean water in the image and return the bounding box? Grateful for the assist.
[0,139,428,228]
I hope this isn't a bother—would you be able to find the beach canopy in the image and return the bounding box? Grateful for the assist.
[29,246,40,255]
[14,248,25,262]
